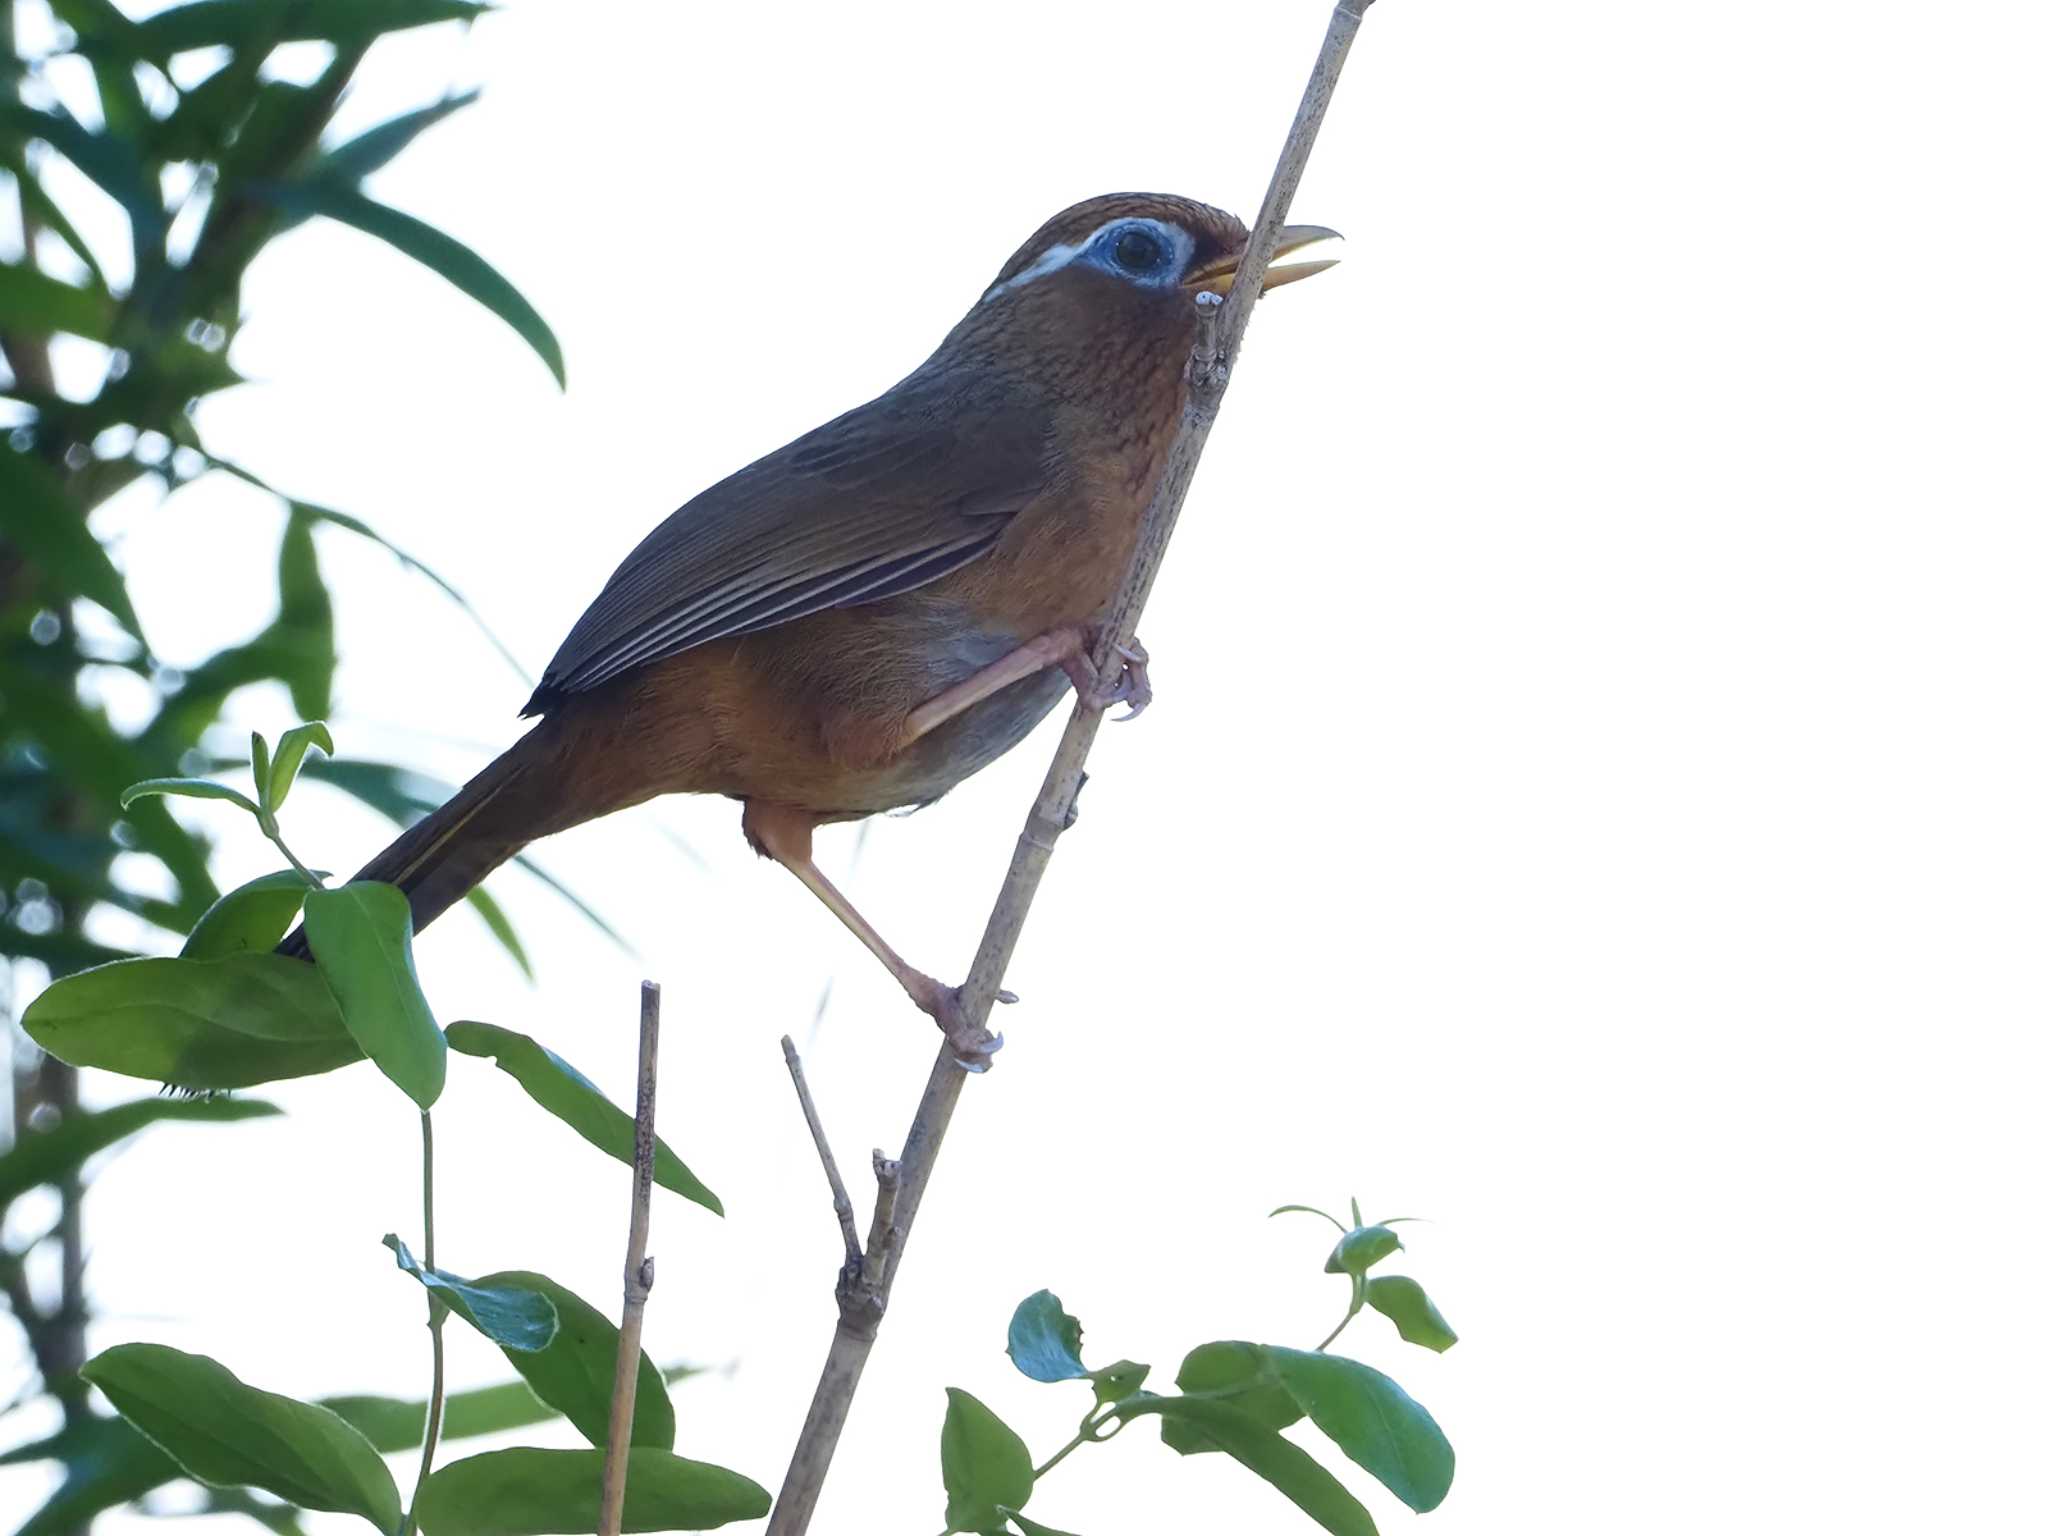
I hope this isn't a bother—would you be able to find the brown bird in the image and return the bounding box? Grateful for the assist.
[285,193,1337,1063]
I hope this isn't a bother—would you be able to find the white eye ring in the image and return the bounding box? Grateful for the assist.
[983,217,1194,301]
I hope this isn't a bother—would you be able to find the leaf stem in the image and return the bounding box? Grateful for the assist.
[1030,1429,1091,1481]
[401,1111,447,1536]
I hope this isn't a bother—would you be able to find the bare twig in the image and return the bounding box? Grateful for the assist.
[598,981,663,1536]
[764,5,1373,1530]
[781,1036,862,1266]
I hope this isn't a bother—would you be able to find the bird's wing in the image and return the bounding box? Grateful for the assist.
[524,379,1053,713]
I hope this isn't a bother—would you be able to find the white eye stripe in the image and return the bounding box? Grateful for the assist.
[983,218,1194,302]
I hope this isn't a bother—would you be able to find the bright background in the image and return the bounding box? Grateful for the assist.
[8,0,2048,1531]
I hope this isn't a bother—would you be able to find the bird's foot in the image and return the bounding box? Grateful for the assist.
[904,970,1011,1072]
[1063,632,1153,721]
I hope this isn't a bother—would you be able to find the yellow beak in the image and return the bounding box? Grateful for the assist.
[1184,224,1343,294]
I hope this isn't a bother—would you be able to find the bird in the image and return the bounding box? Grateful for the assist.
[282,193,1337,1065]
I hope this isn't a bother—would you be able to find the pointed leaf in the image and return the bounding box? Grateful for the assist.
[302,882,445,1108]
[1089,1359,1149,1407]
[0,259,115,341]
[469,1269,673,1450]
[446,1021,719,1214]
[120,777,261,815]
[384,1237,555,1351]
[245,178,563,386]
[296,91,480,207]
[416,1447,768,1533]
[0,1097,278,1210]
[22,953,362,1090]
[1267,1347,1455,1513]
[0,446,145,636]
[182,869,322,960]
[940,1388,1034,1534]
[131,0,489,58]
[1271,1203,1351,1233]
[1366,1276,1458,1353]
[1117,1395,1377,1536]
[463,884,535,980]
[267,720,333,811]
[81,1344,400,1531]
[1006,1290,1088,1383]
[249,733,273,806]
[1003,1515,1083,1536]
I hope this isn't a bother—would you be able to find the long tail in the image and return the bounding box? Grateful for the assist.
[278,734,546,959]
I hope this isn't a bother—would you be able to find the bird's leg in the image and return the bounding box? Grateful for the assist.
[898,626,1152,749]
[741,801,1004,1070]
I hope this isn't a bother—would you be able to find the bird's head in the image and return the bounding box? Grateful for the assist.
[950,193,1338,396]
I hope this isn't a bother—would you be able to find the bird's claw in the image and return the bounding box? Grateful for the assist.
[909,974,1007,1072]
[1069,634,1153,720]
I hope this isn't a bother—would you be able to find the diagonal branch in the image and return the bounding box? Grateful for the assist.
[765,5,1374,1531]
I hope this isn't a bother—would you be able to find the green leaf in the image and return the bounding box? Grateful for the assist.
[81,1344,401,1531]
[182,868,321,960]
[119,776,261,816]
[1327,1226,1403,1277]
[0,446,145,637]
[383,1236,557,1351]
[246,179,563,385]
[324,1379,554,1453]
[267,720,334,811]
[1366,1276,1458,1353]
[0,259,115,341]
[273,507,336,719]
[4,1415,180,1536]
[1005,1290,1088,1383]
[467,1269,675,1449]
[1160,1341,1301,1457]
[940,1388,1034,1535]
[463,884,534,981]
[2,146,111,288]
[1119,1395,1377,1536]
[22,953,363,1090]
[302,882,445,1109]
[0,1096,277,1211]
[446,1020,720,1215]
[130,0,489,58]
[1002,1513,1083,1536]
[1266,1347,1455,1514]
[1088,1359,1149,1406]
[250,732,273,804]
[416,1448,769,1534]
[294,91,480,210]
[0,103,166,257]
[1272,1203,1351,1233]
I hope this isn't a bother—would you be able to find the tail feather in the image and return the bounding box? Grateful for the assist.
[278,745,533,959]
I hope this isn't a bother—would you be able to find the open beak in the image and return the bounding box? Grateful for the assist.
[1184,224,1343,295]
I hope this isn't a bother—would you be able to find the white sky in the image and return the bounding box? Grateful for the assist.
[6,1,2048,1532]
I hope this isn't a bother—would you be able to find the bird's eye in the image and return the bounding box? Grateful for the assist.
[1111,226,1167,275]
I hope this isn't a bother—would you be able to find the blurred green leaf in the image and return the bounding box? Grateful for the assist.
[1,147,111,288]
[183,868,321,960]
[940,1388,1034,1536]
[463,884,534,980]
[1267,1347,1454,1514]
[120,776,260,816]
[0,103,167,258]
[1365,1275,1458,1353]
[274,507,336,719]
[130,0,489,60]
[0,259,115,341]
[291,91,480,214]
[246,178,564,386]
[446,1020,720,1215]
[5,1415,179,1536]
[0,446,145,636]
[0,1095,277,1211]
[466,1269,674,1450]
[415,1447,768,1534]
[1160,1341,1302,1457]
[383,1236,557,1352]
[267,720,333,811]
[1005,1290,1088,1383]
[22,953,362,1090]
[302,881,444,1109]
[1002,1515,1083,1536]
[82,1344,401,1531]
[1271,1203,1349,1233]
[1117,1395,1377,1536]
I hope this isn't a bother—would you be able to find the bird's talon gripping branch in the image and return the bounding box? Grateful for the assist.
[906,972,1005,1072]
[995,988,1019,1005]
[1066,632,1153,718]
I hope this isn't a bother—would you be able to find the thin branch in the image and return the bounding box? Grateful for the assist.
[400,1113,445,1536]
[781,1036,861,1267]
[598,981,663,1536]
[765,5,1374,1530]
